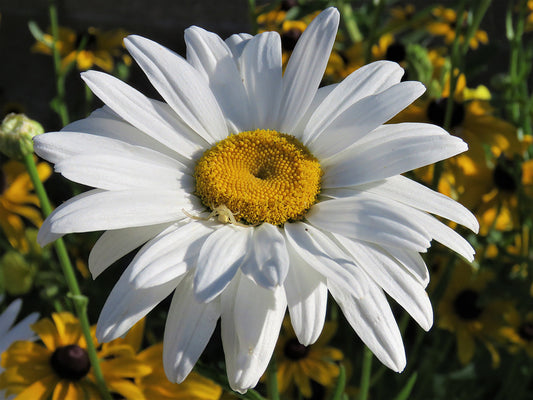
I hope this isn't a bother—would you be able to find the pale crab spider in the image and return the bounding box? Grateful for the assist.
[182,204,251,227]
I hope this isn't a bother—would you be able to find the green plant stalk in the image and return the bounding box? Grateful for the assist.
[357,347,373,400]
[266,356,280,400]
[364,0,385,64]
[329,364,347,400]
[22,153,112,400]
[248,0,258,35]
[338,0,363,43]
[49,1,70,126]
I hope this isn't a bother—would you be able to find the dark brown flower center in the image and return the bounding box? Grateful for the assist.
[493,156,519,193]
[453,289,483,320]
[50,344,91,380]
[281,28,302,51]
[426,98,465,129]
[281,0,298,10]
[518,322,533,341]
[284,338,310,360]
[385,42,406,63]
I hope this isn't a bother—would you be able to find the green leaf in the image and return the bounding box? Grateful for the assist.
[393,372,418,400]
[329,364,346,400]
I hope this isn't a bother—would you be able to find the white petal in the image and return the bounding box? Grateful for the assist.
[163,274,220,383]
[240,32,282,129]
[335,235,433,331]
[278,8,340,132]
[306,196,431,252]
[194,225,252,302]
[225,33,253,59]
[81,70,212,157]
[130,221,215,288]
[185,26,252,132]
[0,312,39,353]
[284,246,327,345]
[222,273,286,393]
[89,223,173,278]
[328,175,479,233]
[322,123,468,188]
[328,279,406,372]
[54,152,192,191]
[292,83,338,138]
[0,299,22,337]
[241,223,289,288]
[302,60,404,143]
[284,222,366,297]
[96,271,183,342]
[308,81,425,160]
[62,106,196,160]
[38,189,196,246]
[124,35,227,142]
[383,246,429,287]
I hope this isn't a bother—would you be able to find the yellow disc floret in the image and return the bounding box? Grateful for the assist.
[194,129,322,226]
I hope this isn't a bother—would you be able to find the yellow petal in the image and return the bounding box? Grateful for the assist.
[13,375,58,400]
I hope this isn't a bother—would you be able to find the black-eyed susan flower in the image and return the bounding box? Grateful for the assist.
[0,312,150,399]
[32,26,129,72]
[137,343,222,400]
[0,160,51,252]
[274,319,342,398]
[437,262,509,366]
[500,311,533,358]
[34,7,478,393]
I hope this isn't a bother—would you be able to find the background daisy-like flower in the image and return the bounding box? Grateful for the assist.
[34,7,477,393]
[0,312,151,400]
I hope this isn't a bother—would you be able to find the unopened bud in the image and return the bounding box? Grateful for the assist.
[0,113,44,160]
[0,251,35,295]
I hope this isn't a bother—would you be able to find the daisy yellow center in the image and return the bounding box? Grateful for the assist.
[194,129,322,225]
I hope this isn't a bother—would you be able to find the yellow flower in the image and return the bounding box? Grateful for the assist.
[437,262,509,366]
[427,6,488,49]
[371,34,406,65]
[273,319,343,398]
[32,26,129,72]
[0,160,51,252]
[0,312,150,400]
[136,343,222,400]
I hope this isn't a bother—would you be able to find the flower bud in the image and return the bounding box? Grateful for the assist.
[0,113,44,160]
[0,251,35,295]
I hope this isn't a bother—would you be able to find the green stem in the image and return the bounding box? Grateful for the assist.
[23,153,112,400]
[248,0,258,35]
[338,0,363,43]
[357,347,373,400]
[364,0,385,64]
[266,357,280,400]
[49,0,70,126]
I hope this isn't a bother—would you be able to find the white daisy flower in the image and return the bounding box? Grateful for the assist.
[34,7,478,393]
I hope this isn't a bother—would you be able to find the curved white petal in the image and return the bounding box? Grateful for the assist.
[194,225,252,303]
[326,175,479,233]
[163,274,220,383]
[307,195,431,252]
[240,32,282,129]
[54,152,192,191]
[37,189,197,246]
[89,223,174,278]
[225,33,253,59]
[62,106,198,161]
[303,60,404,143]
[322,123,468,188]
[335,235,433,331]
[185,26,252,132]
[308,81,425,160]
[129,221,215,289]
[284,222,366,297]
[96,271,183,342]
[124,35,227,143]
[328,279,406,372]
[242,223,289,288]
[292,83,338,138]
[383,246,429,287]
[278,7,340,132]
[284,246,327,345]
[81,70,211,158]
[221,273,286,393]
